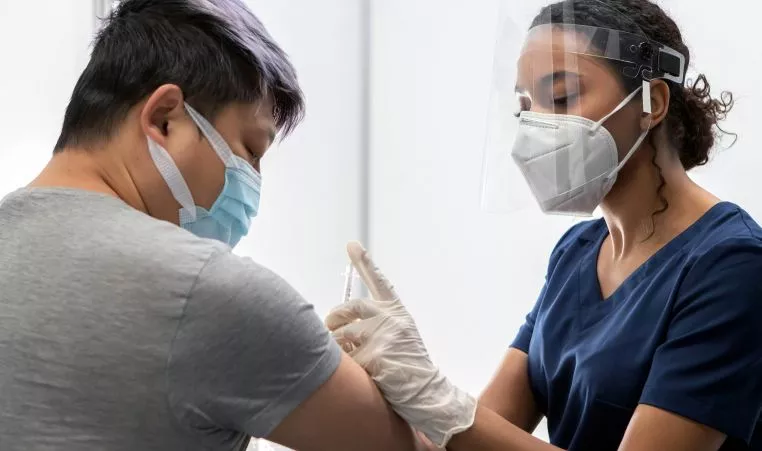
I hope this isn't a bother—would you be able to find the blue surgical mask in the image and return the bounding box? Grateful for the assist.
[147,103,262,247]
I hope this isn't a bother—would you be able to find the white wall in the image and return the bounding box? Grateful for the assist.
[238,2,367,448]
[369,1,562,440]
[658,1,762,216]
[368,0,761,442]
[0,1,94,189]
[238,0,367,317]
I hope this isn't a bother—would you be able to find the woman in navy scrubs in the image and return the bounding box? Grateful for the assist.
[479,1,762,450]
[328,0,762,449]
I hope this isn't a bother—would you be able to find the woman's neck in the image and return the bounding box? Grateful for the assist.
[599,148,718,261]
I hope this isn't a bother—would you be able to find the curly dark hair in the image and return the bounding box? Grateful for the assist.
[532,0,734,234]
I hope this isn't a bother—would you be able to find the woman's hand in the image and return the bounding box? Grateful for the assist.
[325,241,477,449]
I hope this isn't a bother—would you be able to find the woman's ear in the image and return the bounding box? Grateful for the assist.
[644,79,670,131]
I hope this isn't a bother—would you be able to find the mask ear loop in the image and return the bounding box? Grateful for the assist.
[184,103,237,168]
[184,103,262,178]
[147,137,198,222]
[605,79,654,180]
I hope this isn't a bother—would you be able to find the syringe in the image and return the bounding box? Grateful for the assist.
[342,263,355,303]
[339,263,358,354]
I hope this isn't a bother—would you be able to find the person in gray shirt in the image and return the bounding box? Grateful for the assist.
[0,1,423,450]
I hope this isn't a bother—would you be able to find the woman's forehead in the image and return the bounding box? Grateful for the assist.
[515,47,618,93]
[515,50,586,92]
[521,26,592,55]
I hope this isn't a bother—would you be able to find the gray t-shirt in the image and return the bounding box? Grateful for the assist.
[0,188,342,451]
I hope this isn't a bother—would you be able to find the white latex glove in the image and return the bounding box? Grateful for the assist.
[325,241,477,448]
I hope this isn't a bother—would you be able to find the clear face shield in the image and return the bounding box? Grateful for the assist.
[481,2,686,216]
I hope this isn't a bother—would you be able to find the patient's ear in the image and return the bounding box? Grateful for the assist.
[140,84,186,147]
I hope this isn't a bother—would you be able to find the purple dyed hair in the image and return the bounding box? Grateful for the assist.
[55,0,305,151]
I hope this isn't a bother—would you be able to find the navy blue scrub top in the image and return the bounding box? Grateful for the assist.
[512,202,762,451]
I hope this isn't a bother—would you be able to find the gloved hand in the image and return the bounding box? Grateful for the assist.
[325,241,477,448]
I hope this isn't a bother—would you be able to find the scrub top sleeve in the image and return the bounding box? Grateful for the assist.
[640,239,762,444]
[510,284,545,353]
[511,222,589,353]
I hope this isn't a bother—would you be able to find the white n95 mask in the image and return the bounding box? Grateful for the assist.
[511,83,652,217]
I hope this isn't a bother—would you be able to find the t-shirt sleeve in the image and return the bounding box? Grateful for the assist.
[166,250,342,439]
[639,239,762,444]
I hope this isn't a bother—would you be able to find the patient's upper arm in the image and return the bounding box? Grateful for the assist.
[268,353,420,451]
[169,252,418,450]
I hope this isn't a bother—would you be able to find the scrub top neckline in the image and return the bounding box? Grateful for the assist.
[582,201,734,307]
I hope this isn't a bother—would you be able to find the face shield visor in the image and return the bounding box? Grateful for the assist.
[481,2,686,216]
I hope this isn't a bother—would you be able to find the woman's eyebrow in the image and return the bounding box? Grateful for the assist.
[516,70,581,93]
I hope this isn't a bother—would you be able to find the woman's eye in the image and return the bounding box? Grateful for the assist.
[553,93,578,108]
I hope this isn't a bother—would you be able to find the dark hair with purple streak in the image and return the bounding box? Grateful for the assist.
[54,0,304,152]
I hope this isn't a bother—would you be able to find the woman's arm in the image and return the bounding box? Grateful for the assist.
[413,406,556,451]
[615,405,726,451]
[444,404,727,451]
[479,348,543,433]
[446,406,561,451]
